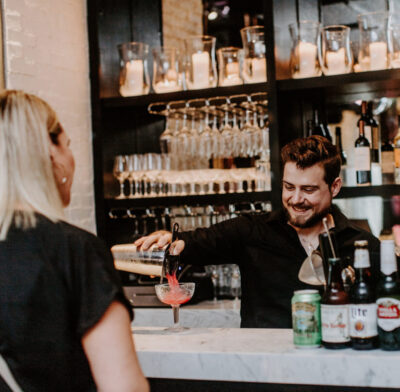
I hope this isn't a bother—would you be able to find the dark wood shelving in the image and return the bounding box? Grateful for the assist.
[101,82,268,109]
[105,191,272,209]
[336,184,400,199]
[277,69,400,97]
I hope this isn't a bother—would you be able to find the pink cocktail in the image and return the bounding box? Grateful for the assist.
[155,281,195,332]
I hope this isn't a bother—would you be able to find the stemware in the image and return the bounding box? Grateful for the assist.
[220,109,233,158]
[204,265,219,302]
[127,154,141,198]
[113,155,129,199]
[154,282,195,332]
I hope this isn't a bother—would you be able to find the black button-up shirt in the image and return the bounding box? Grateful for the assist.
[178,206,380,328]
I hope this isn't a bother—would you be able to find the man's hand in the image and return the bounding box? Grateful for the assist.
[134,230,185,255]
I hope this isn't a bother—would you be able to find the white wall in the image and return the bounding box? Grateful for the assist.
[2,0,96,233]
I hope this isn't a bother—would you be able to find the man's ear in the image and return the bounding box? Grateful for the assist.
[330,177,342,198]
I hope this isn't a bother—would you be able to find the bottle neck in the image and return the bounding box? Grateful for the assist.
[358,120,365,137]
[327,260,344,290]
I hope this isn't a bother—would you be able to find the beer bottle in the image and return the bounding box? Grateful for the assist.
[321,257,350,349]
[376,239,400,350]
[349,240,378,350]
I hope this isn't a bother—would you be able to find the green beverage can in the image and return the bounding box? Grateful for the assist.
[291,289,321,348]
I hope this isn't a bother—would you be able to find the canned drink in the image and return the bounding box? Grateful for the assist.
[291,289,321,348]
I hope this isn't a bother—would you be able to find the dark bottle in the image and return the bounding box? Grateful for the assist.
[355,120,371,185]
[335,126,347,166]
[312,108,332,141]
[367,101,380,163]
[349,240,378,350]
[357,101,372,147]
[321,257,351,349]
[381,139,395,184]
[376,239,400,350]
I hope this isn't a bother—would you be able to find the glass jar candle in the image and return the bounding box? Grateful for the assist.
[152,47,183,93]
[118,42,150,97]
[289,20,321,78]
[240,25,267,84]
[184,35,217,90]
[319,25,353,75]
[217,47,243,87]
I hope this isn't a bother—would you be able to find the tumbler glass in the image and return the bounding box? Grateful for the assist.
[357,11,389,71]
[184,36,217,90]
[319,25,353,75]
[217,47,243,87]
[152,47,183,93]
[289,20,321,78]
[118,42,150,96]
[240,25,267,83]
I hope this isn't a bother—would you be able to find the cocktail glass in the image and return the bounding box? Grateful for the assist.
[154,282,195,332]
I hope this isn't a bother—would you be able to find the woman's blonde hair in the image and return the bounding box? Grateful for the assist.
[0,90,65,240]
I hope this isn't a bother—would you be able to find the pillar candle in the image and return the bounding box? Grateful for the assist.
[192,51,210,89]
[298,41,317,77]
[325,48,347,75]
[119,60,144,97]
[369,41,387,70]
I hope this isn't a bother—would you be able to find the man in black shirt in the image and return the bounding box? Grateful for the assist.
[135,136,380,328]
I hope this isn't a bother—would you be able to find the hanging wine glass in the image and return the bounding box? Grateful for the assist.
[113,155,129,199]
[199,108,212,160]
[177,112,190,170]
[259,109,270,160]
[188,113,200,168]
[220,107,233,158]
[241,108,256,157]
[160,109,173,154]
[210,113,221,159]
[231,109,242,158]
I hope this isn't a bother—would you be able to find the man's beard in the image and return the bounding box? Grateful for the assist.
[284,203,332,229]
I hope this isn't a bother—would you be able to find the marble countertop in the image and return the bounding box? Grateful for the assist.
[132,299,241,328]
[132,327,400,388]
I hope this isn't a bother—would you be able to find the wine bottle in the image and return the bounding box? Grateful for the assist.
[335,126,347,185]
[367,101,380,163]
[355,120,371,185]
[312,108,332,141]
[357,101,372,148]
[381,139,395,184]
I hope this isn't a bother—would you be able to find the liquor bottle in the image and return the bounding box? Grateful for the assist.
[355,120,371,185]
[335,126,347,166]
[381,139,395,184]
[394,118,400,184]
[367,101,380,163]
[321,257,351,349]
[349,240,378,350]
[357,101,372,147]
[376,239,400,350]
[312,108,332,141]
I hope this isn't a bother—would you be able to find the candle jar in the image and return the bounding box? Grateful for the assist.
[184,35,217,90]
[357,11,389,71]
[152,47,183,93]
[319,25,353,75]
[217,47,243,87]
[240,25,267,84]
[118,42,150,96]
[289,20,321,78]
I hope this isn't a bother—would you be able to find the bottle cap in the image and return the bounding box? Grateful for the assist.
[380,239,397,275]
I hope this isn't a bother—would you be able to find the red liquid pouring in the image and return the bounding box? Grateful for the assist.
[160,273,192,305]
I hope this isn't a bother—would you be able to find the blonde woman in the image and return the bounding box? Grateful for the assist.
[0,90,149,392]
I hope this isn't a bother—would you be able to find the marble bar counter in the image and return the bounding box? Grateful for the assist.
[132,299,241,328]
[132,327,400,391]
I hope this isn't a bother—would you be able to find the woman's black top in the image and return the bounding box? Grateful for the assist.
[0,214,132,391]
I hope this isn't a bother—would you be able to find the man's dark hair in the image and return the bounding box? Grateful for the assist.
[281,135,341,187]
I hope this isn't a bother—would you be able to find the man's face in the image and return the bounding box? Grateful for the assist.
[282,162,334,228]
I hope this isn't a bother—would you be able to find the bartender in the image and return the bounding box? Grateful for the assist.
[135,135,380,328]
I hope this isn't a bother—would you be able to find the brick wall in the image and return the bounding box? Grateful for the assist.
[2,0,96,233]
[162,0,203,53]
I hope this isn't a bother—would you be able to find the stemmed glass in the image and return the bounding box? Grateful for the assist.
[154,282,195,332]
[113,155,129,199]
[204,265,219,302]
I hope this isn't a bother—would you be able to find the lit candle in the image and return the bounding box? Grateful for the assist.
[298,41,318,77]
[391,56,400,68]
[191,51,210,89]
[226,61,239,76]
[325,48,347,75]
[369,41,387,70]
[220,61,242,86]
[243,58,267,83]
[153,69,180,93]
[119,60,144,97]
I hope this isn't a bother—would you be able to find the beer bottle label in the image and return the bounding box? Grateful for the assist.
[377,297,400,331]
[349,303,378,338]
[321,304,350,342]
